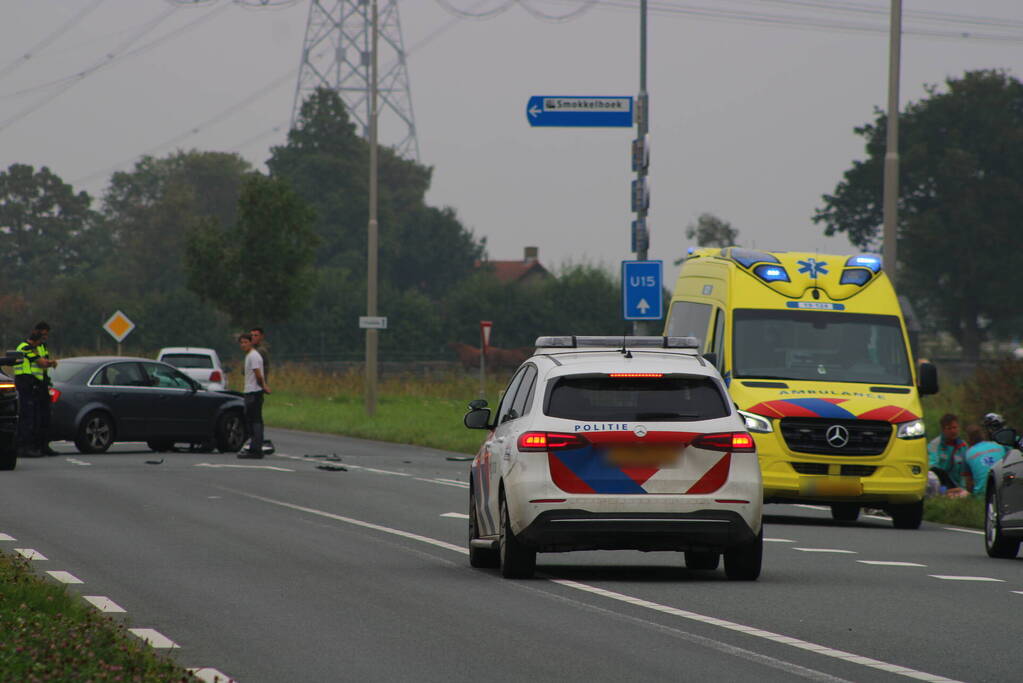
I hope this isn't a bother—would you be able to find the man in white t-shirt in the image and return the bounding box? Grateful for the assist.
[238,333,271,458]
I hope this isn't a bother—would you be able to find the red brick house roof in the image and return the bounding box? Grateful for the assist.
[476,246,551,285]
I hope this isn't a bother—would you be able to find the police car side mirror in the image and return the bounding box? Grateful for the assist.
[464,408,492,430]
[917,361,938,396]
[993,428,1018,448]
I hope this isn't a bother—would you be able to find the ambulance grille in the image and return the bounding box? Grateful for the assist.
[779,419,891,456]
[790,463,878,476]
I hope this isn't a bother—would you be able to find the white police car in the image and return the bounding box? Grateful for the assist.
[463,336,763,580]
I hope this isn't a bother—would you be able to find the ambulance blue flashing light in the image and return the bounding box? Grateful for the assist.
[846,254,882,273]
[729,248,779,269]
[840,269,872,286]
[753,264,790,283]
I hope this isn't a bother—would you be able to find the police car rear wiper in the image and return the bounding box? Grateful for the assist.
[634,411,700,419]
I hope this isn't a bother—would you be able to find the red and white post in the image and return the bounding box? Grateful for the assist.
[479,320,492,399]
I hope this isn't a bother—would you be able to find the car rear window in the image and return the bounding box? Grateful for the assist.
[544,375,729,422]
[161,353,214,369]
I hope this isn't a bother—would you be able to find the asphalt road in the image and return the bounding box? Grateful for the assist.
[0,428,1020,683]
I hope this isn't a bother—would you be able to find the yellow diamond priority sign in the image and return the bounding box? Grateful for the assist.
[103,310,135,343]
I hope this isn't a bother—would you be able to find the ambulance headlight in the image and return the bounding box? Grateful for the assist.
[738,410,773,434]
[896,419,925,439]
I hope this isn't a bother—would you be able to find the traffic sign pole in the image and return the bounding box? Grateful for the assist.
[633,0,651,334]
[479,321,492,400]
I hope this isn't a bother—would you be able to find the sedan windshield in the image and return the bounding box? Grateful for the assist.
[732,309,911,385]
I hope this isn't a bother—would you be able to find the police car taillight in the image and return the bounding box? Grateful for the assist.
[691,432,755,452]
[517,432,589,452]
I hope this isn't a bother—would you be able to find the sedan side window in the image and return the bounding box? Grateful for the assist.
[96,363,147,387]
[142,363,194,390]
[496,368,527,425]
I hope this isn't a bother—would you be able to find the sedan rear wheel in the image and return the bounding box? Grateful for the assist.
[985,491,1021,559]
[75,411,114,454]
[215,411,246,453]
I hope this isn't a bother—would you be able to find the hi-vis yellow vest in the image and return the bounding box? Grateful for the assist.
[14,342,44,381]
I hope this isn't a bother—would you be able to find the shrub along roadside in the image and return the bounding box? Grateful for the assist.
[0,551,194,682]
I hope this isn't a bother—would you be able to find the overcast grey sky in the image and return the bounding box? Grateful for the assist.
[2,1,1022,286]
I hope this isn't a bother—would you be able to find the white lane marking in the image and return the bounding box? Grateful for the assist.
[551,578,961,683]
[0,532,15,541]
[765,538,795,543]
[416,477,468,489]
[189,668,236,682]
[434,477,469,488]
[47,570,83,584]
[858,561,926,567]
[929,575,1005,582]
[83,596,126,613]
[65,458,92,466]
[277,453,470,489]
[794,504,829,511]
[943,527,984,536]
[129,628,179,649]
[15,548,47,560]
[793,548,857,554]
[441,512,470,519]
[1013,591,1023,596]
[863,514,889,521]
[195,463,294,472]
[235,489,961,683]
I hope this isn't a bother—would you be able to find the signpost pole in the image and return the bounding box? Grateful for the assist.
[634,0,650,334]
[882,0,902,287]
[365,0,379,416]
[479,321,492,400]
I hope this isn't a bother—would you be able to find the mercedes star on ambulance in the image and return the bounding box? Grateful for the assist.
[664,248,938,529]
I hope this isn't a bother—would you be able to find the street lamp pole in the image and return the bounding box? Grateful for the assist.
[882,0,902,286]
[365,0,379,416]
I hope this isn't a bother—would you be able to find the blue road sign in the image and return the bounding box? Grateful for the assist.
[526,96,633,127]
[622,260,663,320]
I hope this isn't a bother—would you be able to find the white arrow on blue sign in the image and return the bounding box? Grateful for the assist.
[622,260,663,320]
[526,96,633,127]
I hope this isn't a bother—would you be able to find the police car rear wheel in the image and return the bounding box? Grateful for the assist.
[830,503,860,522]
[888,500,923,529]
[684,551,720,571]
[499,497,535,579]
[468,495,499,568]
[985,492,1020,559]
[724,528,762,581]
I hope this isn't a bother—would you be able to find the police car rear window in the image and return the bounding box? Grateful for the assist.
[544,376,729,422]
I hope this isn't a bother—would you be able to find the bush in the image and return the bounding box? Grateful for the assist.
[960,358,1023,429]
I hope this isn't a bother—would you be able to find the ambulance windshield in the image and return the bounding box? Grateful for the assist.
[732,309,912,385]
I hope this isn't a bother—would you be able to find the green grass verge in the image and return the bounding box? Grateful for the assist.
[264,392,484,455]
[923,495,984,529]
[0,551,193,682]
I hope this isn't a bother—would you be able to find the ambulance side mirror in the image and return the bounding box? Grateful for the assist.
[917,361,938,396]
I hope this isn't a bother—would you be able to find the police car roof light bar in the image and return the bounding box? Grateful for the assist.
[534,336,699,350]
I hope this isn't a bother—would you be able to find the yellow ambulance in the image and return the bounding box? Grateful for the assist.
[664,248,938,529]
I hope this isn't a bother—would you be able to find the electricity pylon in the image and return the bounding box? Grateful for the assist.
[292,0,419,161]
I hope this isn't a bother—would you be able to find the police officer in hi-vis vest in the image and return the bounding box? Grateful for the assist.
[32,322,58,455]
[14,323,58,458]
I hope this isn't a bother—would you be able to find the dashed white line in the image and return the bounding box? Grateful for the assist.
[942,527,984,536]
[857,561,926,567]
[65,458,92,466]
[793,548,857,554]
[441,512,469,519]
[416,477,468,489]
[15,548,47,560]
[46,570,83,584]
[0,532,17,541]
[765,538,795,543]
[794,504,830,511]
[929,575,1004,582]
[83,596,126,613]
[129,628,179,649]
[1012,591,1023,596]
[235,488,961,683]
[195,463,294,472]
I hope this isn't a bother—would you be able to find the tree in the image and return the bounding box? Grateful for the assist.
[185,173,318,326]
[678,213,738,264]
[0,164,98,296]
[813,70,1023,360]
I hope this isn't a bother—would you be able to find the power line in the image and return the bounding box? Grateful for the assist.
[0,0,107,81]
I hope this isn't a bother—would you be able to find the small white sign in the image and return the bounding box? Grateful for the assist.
[359,316,388,329]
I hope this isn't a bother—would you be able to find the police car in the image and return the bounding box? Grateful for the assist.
[463,336,763,580]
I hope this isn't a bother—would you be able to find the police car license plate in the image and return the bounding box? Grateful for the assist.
[799,476,863,497]
[606,446,680,467]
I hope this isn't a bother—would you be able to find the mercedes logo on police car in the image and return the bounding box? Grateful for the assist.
[826,424,850,448]
[633,425,648,438]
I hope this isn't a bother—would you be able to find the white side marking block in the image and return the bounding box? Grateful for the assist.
[0,533,15,541]
[929,575,1004,582]
[83,596,126,613]
[943,527,984,535]
[189,668,236,682]
[195,463,294,472]
[15,548,47,560]
[47,570,83,584]
[441,512,469,519]
[793,548,857,554]
[765,538,795,543]
[858,561,926,567]
[129,628,179,649]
